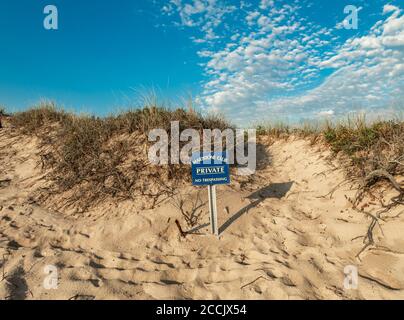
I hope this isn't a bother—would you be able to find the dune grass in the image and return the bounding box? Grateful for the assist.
[257,116,403,163]
[9,103,231,210]
[8,103,403,211]
[323,117,403,194]
[10,102,230,134]
[257,115,403,210]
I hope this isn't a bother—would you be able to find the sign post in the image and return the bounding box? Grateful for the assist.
[191,152,230,236]
[208,184,218,236]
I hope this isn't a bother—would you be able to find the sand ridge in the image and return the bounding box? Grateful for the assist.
[1,128,403,300]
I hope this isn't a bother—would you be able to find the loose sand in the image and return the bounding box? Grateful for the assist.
[1,128,403,300]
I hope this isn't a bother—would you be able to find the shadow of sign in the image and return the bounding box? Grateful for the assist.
[185,222,210,235]
[219,181,294,235]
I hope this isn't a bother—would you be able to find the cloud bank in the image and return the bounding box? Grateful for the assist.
[162,0,404,125]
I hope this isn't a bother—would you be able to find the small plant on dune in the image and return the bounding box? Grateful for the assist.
[171,190,206,227]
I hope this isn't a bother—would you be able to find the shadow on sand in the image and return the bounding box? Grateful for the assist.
[219,181,294,235]
[185,146,285,236]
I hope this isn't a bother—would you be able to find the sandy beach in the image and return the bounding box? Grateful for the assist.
[1,124,403,300]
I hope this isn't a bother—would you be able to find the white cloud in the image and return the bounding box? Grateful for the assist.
[163,1,404,125]
[254,6,404,123]
[317,110,335,116]
[259,0,274,10]
[162,0,236,41]
[383,4,400,14]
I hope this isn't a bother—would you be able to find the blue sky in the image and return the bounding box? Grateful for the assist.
[0,0,403,124]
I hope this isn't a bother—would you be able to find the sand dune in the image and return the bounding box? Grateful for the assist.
[1,127,403,300]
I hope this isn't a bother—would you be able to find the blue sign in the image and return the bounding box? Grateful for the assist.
[191,152,230,186]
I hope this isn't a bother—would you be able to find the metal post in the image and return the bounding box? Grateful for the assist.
[208,185,219,236]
